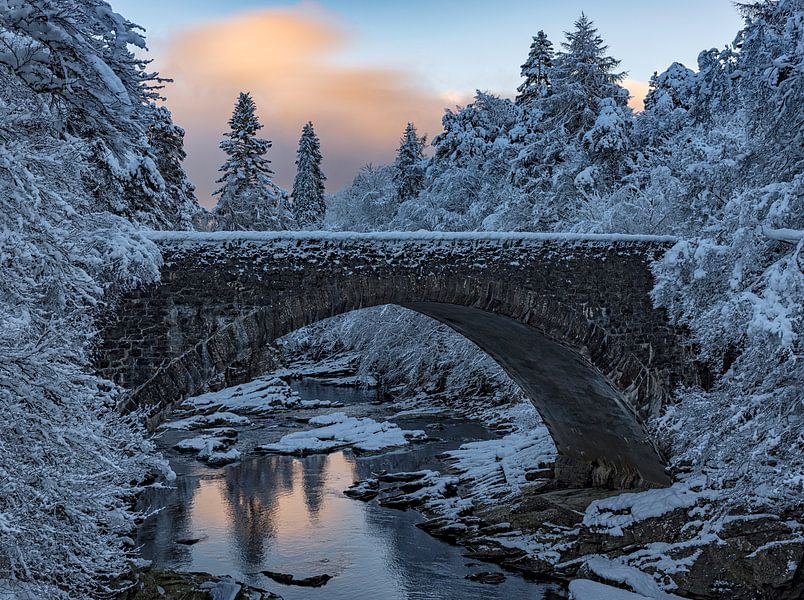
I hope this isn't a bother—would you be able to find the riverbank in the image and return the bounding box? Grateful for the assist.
[278,324,804,600]
[126,358,802,600]
[129,369,564,599]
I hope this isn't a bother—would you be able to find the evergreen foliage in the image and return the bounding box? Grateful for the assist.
[212,92,292,231]
[291,121,327,229]
[516,30,554,107]
[393,122,427,202]
[214,92,274,196]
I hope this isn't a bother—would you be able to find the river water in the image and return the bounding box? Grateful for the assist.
[136,379,562,599]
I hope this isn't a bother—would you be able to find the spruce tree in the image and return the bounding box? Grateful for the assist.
[214,92,274,197]
[291,121,327,229]
[544,13,628,136]
[516,30,554,107]
[393,122,427,202]
[212,92,291,230]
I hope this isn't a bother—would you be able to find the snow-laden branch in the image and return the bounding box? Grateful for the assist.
[763,226,804,244]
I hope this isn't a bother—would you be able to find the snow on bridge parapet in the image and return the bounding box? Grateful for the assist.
[99,229,703,488]
[144,230,680,269]
[145,230,679,244]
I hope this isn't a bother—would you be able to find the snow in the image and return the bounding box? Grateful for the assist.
[173,429,241,465]
[0,581,65,600]
[582,556,686,599]
[161,412,250,430]
[763,227,804,243]
[183,375,340,414]
[203,447,242,466]
[198,577,242,600]
[174,431,235,453]
[308,374,378,387]
[3,0,802,595]
[257,412,426,455]
[569,579,652,600]
[445,427,556,499]
[147,230,678,244]
[273,354,358,378]
[583,484,712,537]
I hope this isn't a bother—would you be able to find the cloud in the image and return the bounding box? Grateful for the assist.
[624,78,651,112]
[155,6,449,207]
[155,6,655,207]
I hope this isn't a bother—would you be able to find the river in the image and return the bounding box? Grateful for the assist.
[136,378,564,599]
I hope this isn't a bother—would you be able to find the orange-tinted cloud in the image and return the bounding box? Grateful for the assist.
[624,79,650,112]
[156,7,448,207]
[155,7,654,207]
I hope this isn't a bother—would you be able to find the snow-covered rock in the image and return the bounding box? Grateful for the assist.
[257,412,426,455]
[583,483,713,537]
[180,376,342,416]
[162,412,251,431]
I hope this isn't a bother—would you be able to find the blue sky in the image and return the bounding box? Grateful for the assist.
[110,1,745,205]
[116,0,742,92]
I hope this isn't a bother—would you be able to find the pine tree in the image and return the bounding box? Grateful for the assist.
[214,92,275,196]
[393,122,427,202]
[516,30,554,107]
[291,121,327,229]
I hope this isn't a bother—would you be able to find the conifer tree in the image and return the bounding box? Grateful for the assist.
[393,122,427,202]
[516,30,554,107]
[291,121,327,229]
[145,104,201,228]
[544,13,628,136]
[214,92,275,196]
[212,92,290,230]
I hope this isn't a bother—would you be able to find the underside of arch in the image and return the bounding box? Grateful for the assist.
[402,302,671,489]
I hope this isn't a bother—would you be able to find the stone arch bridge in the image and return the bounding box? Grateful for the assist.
[96,232,702,490]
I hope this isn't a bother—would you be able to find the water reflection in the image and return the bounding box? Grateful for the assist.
[137,383,561,599]
[300,454,329,518]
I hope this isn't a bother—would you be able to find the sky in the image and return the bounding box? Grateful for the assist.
[111,1,744,207]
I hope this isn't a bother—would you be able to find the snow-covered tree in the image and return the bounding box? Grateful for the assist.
[516,30,554,107]
[145,103,201,229]
[430,91,520,177]
[391,92,524,231]
[0,0,199,230]
[212,92,292,231]
[326,164,397,231]
[646,0,804,509]
[544,13,629,136]
[512,14,632,228]
[0,2,181,596]
[393,122,427,202]
[214,92,274,196]
[291,121,327,229]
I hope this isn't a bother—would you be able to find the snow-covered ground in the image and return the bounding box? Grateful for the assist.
[569,579,665,600]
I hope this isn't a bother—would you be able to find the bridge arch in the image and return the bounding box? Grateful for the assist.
[96,232,702,489]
